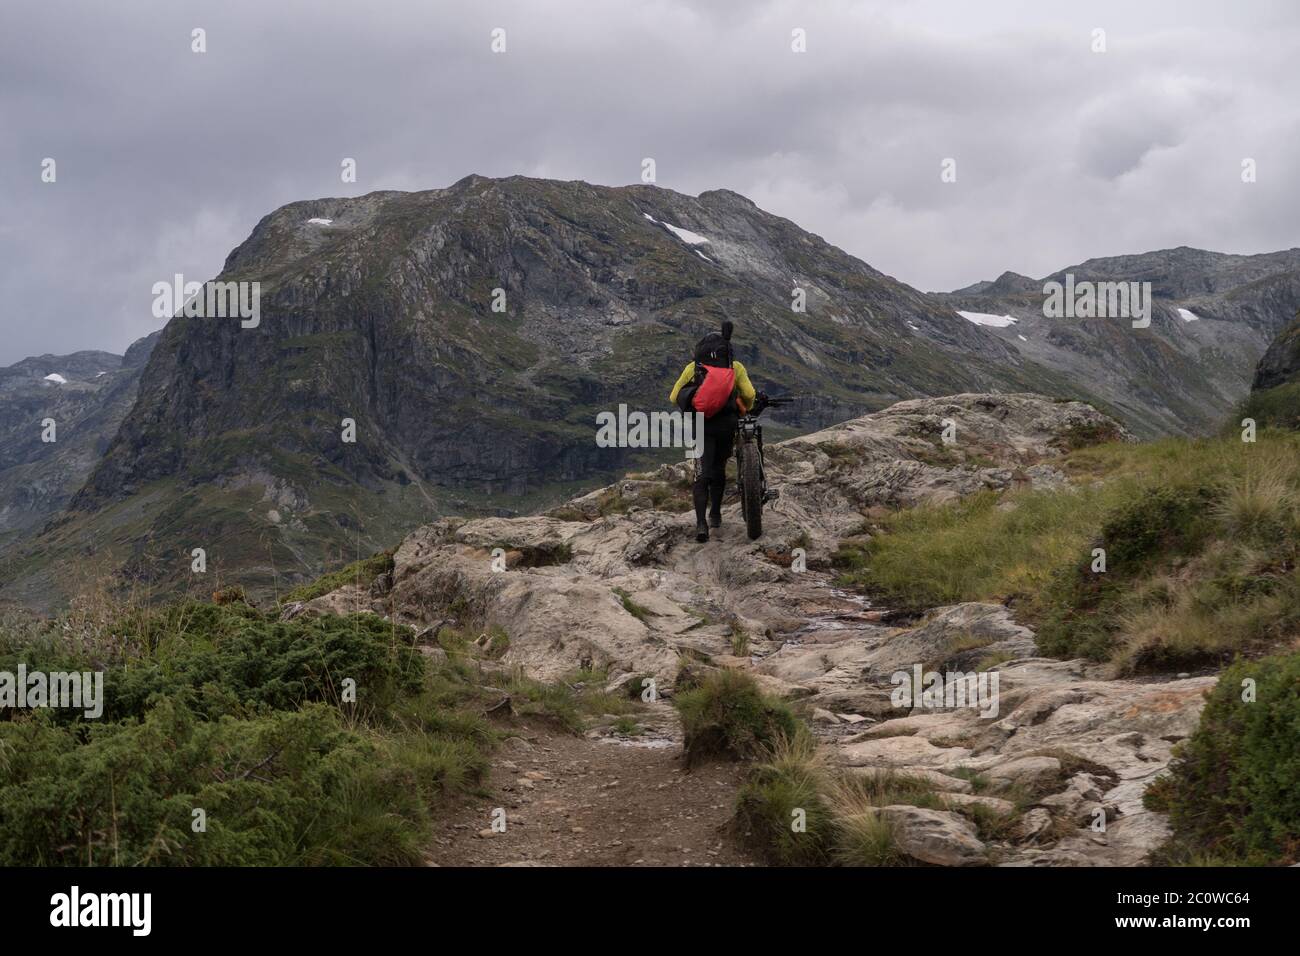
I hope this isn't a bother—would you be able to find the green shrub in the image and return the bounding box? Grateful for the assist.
[1145,650,1300,865]
[611,716,642,736]
[1237,381,1300,432]
[0,701,430,866]
[0,602,493,866]
[1050,419,1128,451]
[831,808,902,866]
[733,731,833,865]
[674,669,798,767]
[622,674,655,700]
[282,550,395,604]
[0,603,425,725]
[503,666,638,733]
[484,626,511,659]
[21,603,422,725]
[733,753,958,866]
[1036,485,1217,660]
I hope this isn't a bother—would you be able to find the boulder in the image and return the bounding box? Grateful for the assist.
[877,806,988,866]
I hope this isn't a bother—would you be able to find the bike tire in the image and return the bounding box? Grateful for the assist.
[738,440,763,540]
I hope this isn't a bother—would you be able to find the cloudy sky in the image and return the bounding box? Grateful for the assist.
[2,0,1297,364]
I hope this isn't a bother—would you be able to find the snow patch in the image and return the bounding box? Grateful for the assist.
[957,310,1018,328]
[307,217,333,226]
[1017,334,1028,342]
[695,250,713,262]
[662,221,709,245]
[43,373,67,384]
[643,212,709,245]
[1177,308,1200,323]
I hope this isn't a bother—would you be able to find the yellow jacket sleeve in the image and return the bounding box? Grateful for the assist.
[669,362,696,405]
[733,361,756,411]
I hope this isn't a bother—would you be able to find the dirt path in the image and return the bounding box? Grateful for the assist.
[425,701,758,867]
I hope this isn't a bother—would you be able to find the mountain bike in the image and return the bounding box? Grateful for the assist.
[735,394,793,540]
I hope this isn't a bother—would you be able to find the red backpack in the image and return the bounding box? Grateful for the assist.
[686,330,736,418]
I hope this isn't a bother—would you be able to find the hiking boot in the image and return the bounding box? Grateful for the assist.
[708,507,722,528]
[695,521,709,543]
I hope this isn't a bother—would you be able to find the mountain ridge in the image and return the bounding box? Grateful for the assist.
[5,176,1090,607]
[5,177,1300,608]
[935,245,1300,435]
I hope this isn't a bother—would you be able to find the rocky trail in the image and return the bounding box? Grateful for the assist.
[425,701,757,866]
[304,394,1218,867]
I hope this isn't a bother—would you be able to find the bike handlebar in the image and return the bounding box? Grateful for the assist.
[746,393,795,418]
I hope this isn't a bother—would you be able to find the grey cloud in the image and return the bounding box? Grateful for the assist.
[1,0,1297,363]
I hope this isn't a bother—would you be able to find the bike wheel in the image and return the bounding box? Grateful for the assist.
[738,440,763,540]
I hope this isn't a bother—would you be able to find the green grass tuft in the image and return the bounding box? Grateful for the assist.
[674,669,798,768]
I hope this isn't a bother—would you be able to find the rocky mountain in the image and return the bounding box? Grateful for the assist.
[4,176,1092,608]
[297,393,1211,867]
[0,332,159,557]
[935,247,1300,435]
[1242,309,1300,430]
[1252,310,1300,391]
[7,178,1296,610]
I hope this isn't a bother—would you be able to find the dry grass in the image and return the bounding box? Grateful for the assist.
[837,430,1300,671]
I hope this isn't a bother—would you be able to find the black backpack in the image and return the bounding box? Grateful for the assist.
[693,331,733,369]
[675,322,735,413]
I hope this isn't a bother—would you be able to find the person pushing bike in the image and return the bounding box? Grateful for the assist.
[669,321,769,542]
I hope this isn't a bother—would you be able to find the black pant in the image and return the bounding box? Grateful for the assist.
[693,409,737,524]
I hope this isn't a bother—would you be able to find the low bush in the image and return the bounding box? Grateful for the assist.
[1145,650,1300,865]
[1236,381,1300,432]
[281,550,395,605]
[0,601,492,866]
[674,669,798,767]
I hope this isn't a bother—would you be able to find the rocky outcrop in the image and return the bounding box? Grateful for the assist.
[306,393,1123,675]
[299,392,1204,866]
[1252,310,1300,391]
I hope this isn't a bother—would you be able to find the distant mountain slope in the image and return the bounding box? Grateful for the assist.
[0,332,159,556]
[935,247,1300,435]
[1244,310,1300,429]
[1252,310,1300,391]
[6,176,1091,607]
